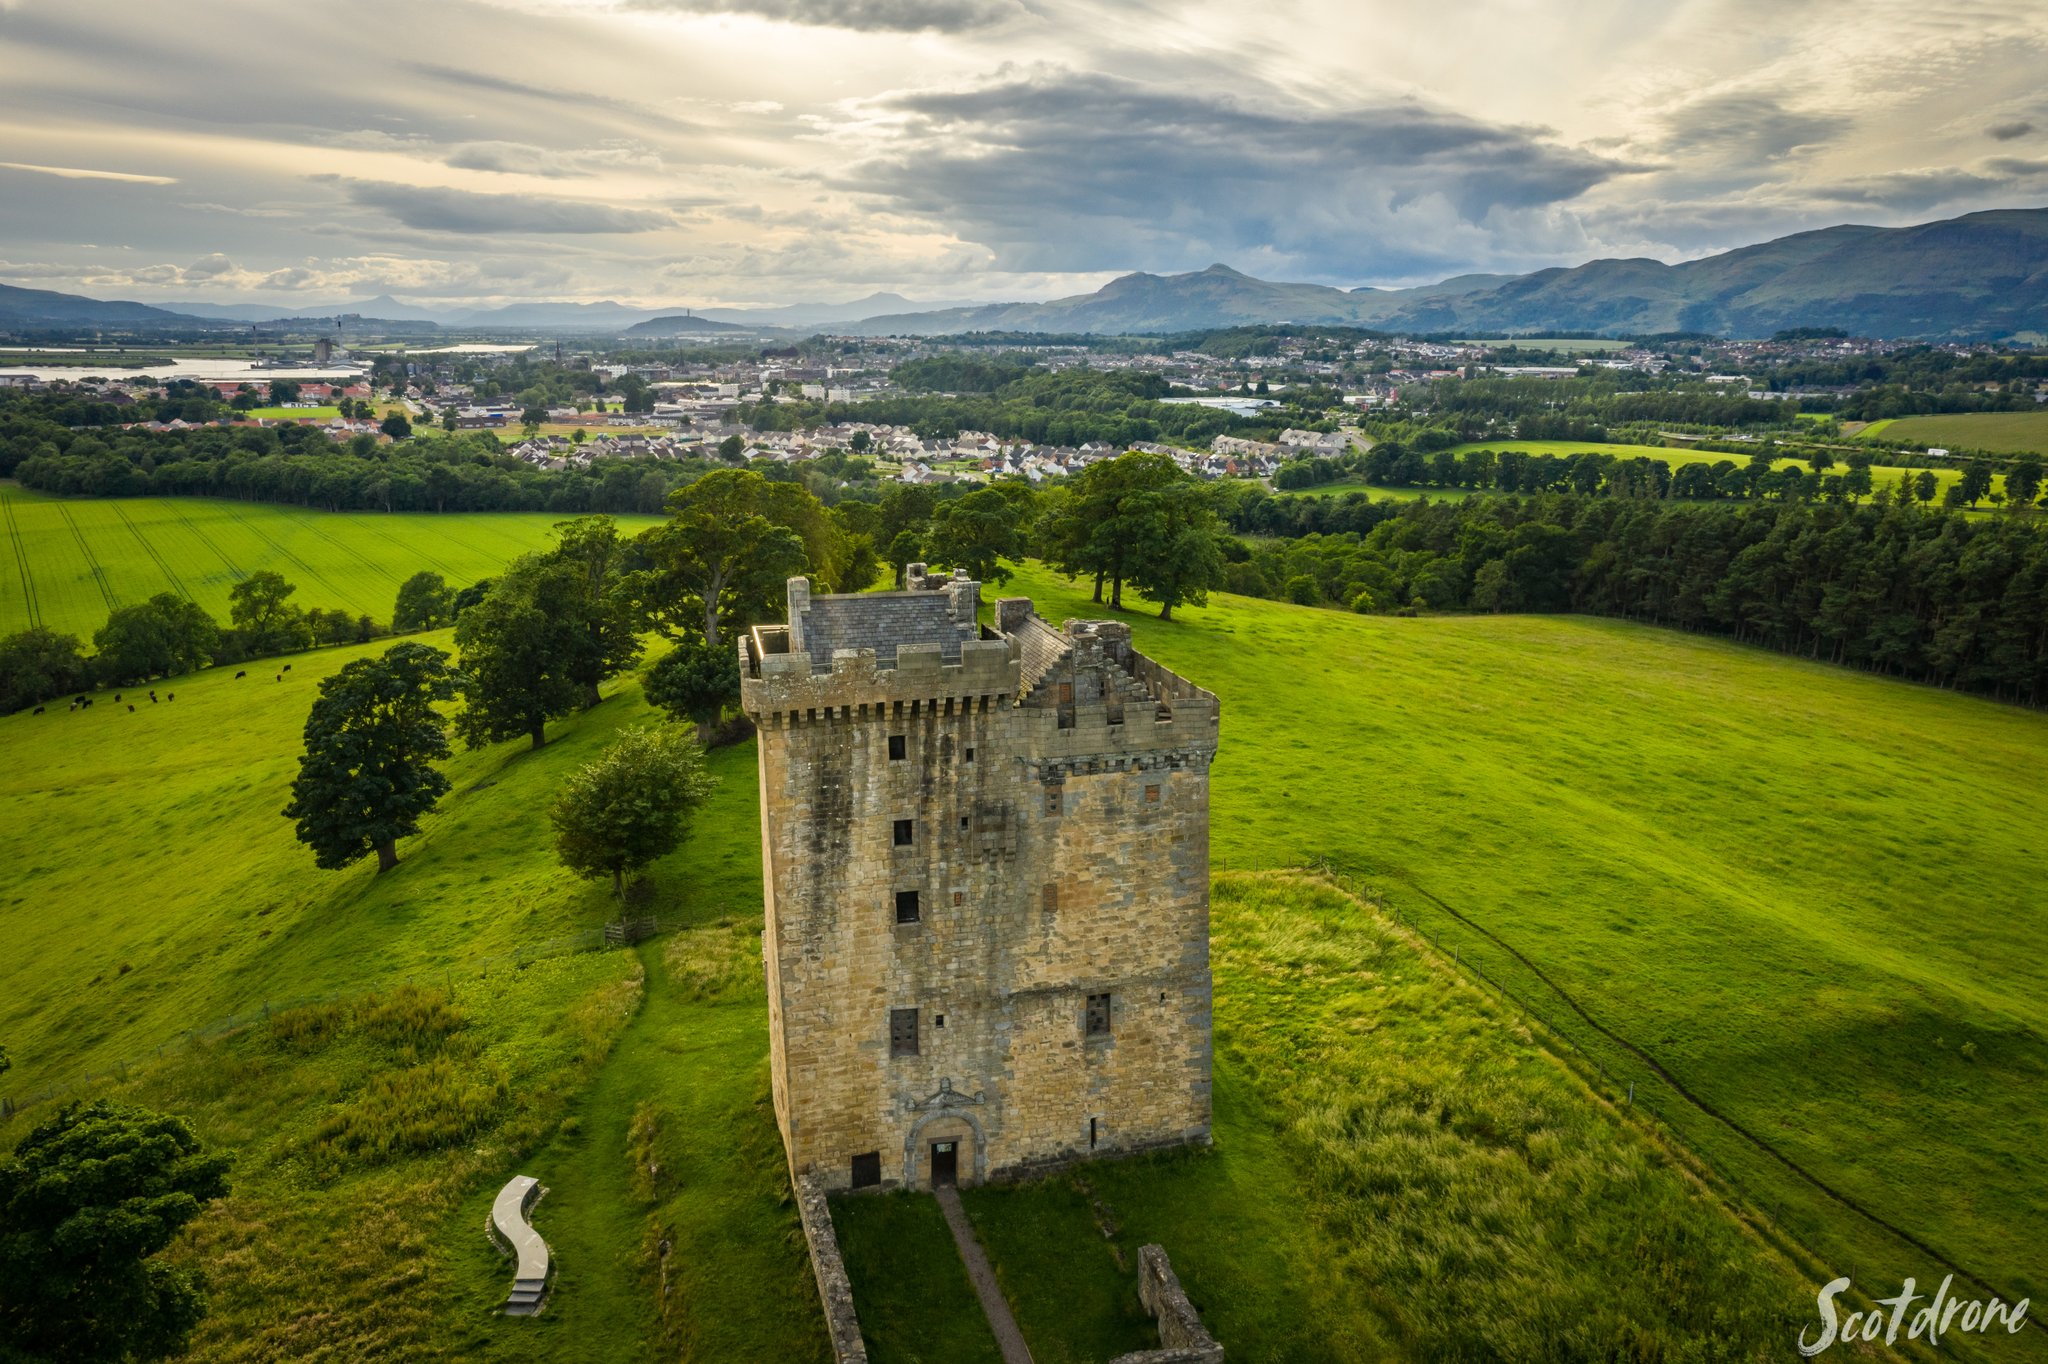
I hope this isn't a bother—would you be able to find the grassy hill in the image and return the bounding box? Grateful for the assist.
[1859,411,2048,457]
[0,641,825,1362]
[0,483,662,638]
[2,542,2043,1359]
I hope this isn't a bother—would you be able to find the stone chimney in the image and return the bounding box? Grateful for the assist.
[786,577,811,651]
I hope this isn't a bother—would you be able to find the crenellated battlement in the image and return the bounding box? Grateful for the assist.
[742,633,1020,724]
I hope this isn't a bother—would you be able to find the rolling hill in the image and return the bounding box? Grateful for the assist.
[847,207,2048,339]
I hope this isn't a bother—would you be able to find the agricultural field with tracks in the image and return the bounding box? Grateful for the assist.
[0,483,660,637]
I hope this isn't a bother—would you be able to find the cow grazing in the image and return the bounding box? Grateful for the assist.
[127,704,135,712]
[166,693,174,701]
[282,664,292,672]
[275,673,282,681]
[115,694,121,701]
[32,706,43,715]
[235,671,246,679]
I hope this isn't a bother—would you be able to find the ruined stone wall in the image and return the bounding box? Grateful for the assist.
[745,602,1219,1193]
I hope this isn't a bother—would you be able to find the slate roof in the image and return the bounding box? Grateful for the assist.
[798,592,974,672]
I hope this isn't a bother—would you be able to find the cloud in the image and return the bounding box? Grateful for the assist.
[837,69,1634,280]
[1652,92,1847,163]
[1988,121,2035,141]
[0,160,177,185]
[322,178,676,234]
[624,0,1020,33]
[442,140,664,178]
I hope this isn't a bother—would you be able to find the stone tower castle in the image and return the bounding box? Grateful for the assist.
[739,567,1220,1191]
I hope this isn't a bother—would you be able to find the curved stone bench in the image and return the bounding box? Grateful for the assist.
[488,1175,552,1316]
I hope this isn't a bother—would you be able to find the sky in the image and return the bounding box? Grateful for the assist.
[1,0,2045,311]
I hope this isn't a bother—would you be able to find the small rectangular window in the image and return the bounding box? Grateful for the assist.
[934,1014,945,1028]
[1145,784,1161,804]
[952,891,964,906]
[890,1007,919,1057]
[959,815,969,830]
[1085,992,1111,1037]
[964,746,975,762]
[895,890,921,924]
[1058,681,1073,703]
[851,1151,881,1188]
[1089,1117,1098,1148]
[893,818,914,847]
[1045,787,1062,816]
[888,734,907,761]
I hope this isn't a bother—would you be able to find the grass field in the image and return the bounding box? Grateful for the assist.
[3,528,2044,1360]
[243,406,343,421]
[840,871,1815,1362]
[0,483,662,638]
[0,637,826,1362]
[984,564,2046,1359]
[1442,438,1964,493]
[1857,410,2048,456]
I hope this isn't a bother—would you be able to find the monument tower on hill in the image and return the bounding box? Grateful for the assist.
[740,566,1220,1191]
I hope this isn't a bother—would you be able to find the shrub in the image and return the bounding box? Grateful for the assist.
[308,1056,510,1169]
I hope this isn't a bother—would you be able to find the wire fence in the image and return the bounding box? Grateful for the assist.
[1214,855,2013,1304]
[0,914,682,1123]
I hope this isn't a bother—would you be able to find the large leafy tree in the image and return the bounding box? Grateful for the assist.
[643,637,741,741]
[0,628,90,713]
[0,1101,231,1364]
[283,642,458,873]
[924,485,1032,586]
[634,469,819,646]
[550,726,717,902]
[392,571,455,632]
[92,594,220,686]
[1126,479,1228,620]
[228,570,311,656]
[1039,452,1187,608]
[453,557,589,751]
[544,516,643,709]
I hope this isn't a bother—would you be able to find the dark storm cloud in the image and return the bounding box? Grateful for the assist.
[325,179,675,234]
[1988,121,2035,141]
[624,0,1021,33]
[841,70,1632,278]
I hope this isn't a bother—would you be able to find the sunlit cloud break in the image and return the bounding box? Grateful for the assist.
[0,161,179,185]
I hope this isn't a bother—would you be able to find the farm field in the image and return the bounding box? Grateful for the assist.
[1442,437,1964,493]
[2,541,2044,1359]
[1858,410,2048,456]
[0,483,662,637]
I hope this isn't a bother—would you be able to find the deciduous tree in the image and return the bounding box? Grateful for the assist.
[92,594,220,685]
[283,642,458,872]
[0,627,89,713]
[0,1101,231,1364]
[550,726,717,902]
[393,571,455,631]
[643,637,741,741]
[634,469,817,646]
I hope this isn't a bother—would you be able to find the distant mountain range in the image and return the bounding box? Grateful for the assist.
[842,208,2048,340]
[6,207,2045,339]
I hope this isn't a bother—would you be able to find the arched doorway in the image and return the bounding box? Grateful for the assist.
[903,1109,987,1188]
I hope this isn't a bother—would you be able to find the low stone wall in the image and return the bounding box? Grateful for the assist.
[795,1175,869,1363]
[1109,1244,1223,1364]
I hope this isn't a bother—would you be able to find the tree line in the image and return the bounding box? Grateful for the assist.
[1220,493,2048,705]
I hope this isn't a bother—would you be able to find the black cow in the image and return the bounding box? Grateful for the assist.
[166,692,174,701]
[275,673,282,681]
[282,664,292,672]
[127,704,135,712]
[115,694,122,701]
[235,671,246,679]
[32,706,43,715]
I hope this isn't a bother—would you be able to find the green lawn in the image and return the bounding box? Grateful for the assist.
[0,635,824,1362]
[0,483,662,637]
[1861,410,2048,457]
